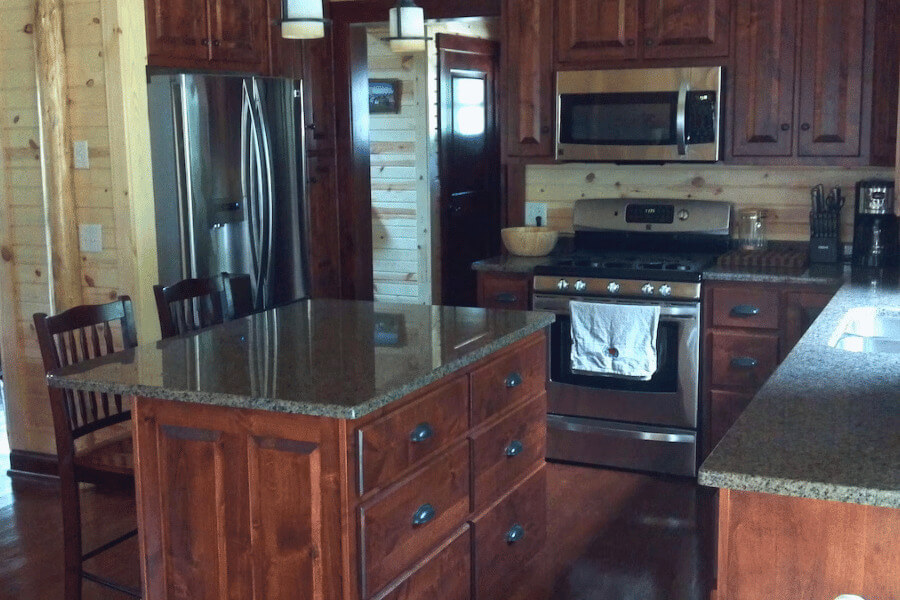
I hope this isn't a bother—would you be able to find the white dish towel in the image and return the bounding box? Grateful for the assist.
[569,301,660,380]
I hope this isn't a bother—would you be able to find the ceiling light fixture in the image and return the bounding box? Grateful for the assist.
[383,0,430,53]
[281,0,329,40]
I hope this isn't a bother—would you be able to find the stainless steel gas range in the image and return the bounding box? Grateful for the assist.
[533,198,731,477]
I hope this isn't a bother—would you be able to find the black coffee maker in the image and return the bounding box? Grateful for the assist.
[852,179,898,267]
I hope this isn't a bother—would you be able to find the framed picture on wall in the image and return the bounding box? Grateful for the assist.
[369,79,402,114]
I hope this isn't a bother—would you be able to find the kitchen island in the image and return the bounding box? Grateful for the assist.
[699,277,900,599]
[49,299,555,600]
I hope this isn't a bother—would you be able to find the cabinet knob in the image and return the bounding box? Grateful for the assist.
[212,39,221,47]
[731,356,759,370]
[626,39,636,47]
[506,523,525,544]
[645,38,655,46]
[412,503,436,526]
[409,422,434,444]
[800,123,811,131]
[780,123,791,131]
[201,38,209,46]
[505,440,524,457]
[505,372,523,388]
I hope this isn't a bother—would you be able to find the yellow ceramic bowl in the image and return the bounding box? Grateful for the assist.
[501,226,559,257]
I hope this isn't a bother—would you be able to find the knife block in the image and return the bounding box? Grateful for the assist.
[809,212,841,263]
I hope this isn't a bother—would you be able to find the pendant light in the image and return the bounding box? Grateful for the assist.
[281,0,328,40]
[383,0,430,53]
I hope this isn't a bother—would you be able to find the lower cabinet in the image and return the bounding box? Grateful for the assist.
[703,281,839,453]
[375,527,472,600]
[477,271,532,310]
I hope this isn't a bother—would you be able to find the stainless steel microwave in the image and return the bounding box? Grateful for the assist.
[556,66,722,163]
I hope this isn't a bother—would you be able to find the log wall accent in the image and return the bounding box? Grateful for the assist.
[526,164,894,241]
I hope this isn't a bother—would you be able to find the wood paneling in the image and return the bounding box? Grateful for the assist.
[642,0,730,59]
[556,0,640,63]
[797,0,866,157]
[731,0,797,157]
[503,0,554,157]
[717,489,900,600]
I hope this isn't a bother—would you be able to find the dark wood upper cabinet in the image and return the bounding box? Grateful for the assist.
[643,0,730,59]
[731,0,797,157]
[146,0,268,73]
[145,0,210,64]
[208,0,268,70]
[504,0,555,156]
[797,0,866,157]
[556,0,640,63]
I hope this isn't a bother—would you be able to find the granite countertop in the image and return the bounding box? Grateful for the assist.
[699,274,900,508]
[48,299,554,419]
[471,254,556,274]
[702,263,846,285]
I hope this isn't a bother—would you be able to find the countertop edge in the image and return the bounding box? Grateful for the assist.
[47,312,555,420]
[697,468,900,509]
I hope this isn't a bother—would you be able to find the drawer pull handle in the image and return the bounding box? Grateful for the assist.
[505,440,524,457]
[505,372,523,388]
[495,292,518,304]
[409,422,434,444]
[731,357,759,369]
[730,305,760,317]
[412,503,436,527]
[506,523,525,544]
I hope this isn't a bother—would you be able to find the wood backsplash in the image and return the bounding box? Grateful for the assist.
[526,164,894,241]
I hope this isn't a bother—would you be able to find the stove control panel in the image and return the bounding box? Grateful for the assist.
[533,276,701,301]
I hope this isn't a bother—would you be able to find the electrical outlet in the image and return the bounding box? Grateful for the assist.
[79,224,102,253]
[525,202,548,226]
[73,140,90,169]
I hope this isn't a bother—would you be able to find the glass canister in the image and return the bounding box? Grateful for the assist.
[738,209,768,250]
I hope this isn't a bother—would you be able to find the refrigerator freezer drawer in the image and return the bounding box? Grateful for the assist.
[546,414,697,477]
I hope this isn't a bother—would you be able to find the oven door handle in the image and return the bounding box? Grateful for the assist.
[532,298,699,320]
[548,415,695,444]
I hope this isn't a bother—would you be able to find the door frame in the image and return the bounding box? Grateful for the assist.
[328,0,500,301]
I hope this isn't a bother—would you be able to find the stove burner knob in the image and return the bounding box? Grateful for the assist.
[659,284,673,297]
[574,280,587,292]
[641,283,655,296]
[557,279,569,291]
[678,209,690,221]
[607,281,620,294]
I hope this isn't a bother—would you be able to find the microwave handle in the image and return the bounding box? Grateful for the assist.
[676,82,689,156]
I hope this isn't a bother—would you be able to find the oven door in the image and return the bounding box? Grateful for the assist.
[533,294,700,429]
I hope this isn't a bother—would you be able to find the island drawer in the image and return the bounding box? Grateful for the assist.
[373,525,471,600]
[710,331,779,390]
[357,375,469,495]
[471,334,546,425]
[711,286,780,330]
[478,272,531,311]
[472,394,547,512]
[359,441,471,598]
[472,464,547,600]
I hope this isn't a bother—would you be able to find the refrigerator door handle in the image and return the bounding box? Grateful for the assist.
[243,81,265,305]
[240,82,255,289]
[253,78,276,309]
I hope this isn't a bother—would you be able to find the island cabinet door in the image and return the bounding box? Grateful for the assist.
[133,397,346,600]
[471,334,547,425]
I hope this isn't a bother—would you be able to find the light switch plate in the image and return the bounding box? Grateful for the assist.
[525,202,548,227]
[79,224,102,253]
[73,140,90,169]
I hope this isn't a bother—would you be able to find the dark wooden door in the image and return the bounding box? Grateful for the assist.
[731,0,798,157]
[145,0,210,65]
[208,0,268,70]
[642,0,731,59]
[797,0,866,157]
[556,0,640,63]
[503,0,555,157]
[438,35,501,307]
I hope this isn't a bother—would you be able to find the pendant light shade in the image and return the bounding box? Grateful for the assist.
[384,0,429,53]
[281,0,328,40]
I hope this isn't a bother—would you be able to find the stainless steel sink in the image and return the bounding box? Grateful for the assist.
[830,307,900,354]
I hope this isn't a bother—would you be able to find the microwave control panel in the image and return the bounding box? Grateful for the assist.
[685,91,717,145]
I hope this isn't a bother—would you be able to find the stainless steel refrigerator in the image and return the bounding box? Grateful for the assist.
[148,74,308,312]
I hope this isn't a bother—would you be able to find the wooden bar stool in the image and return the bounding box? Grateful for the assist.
[33,296,141,600]
[153,272,252,339]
